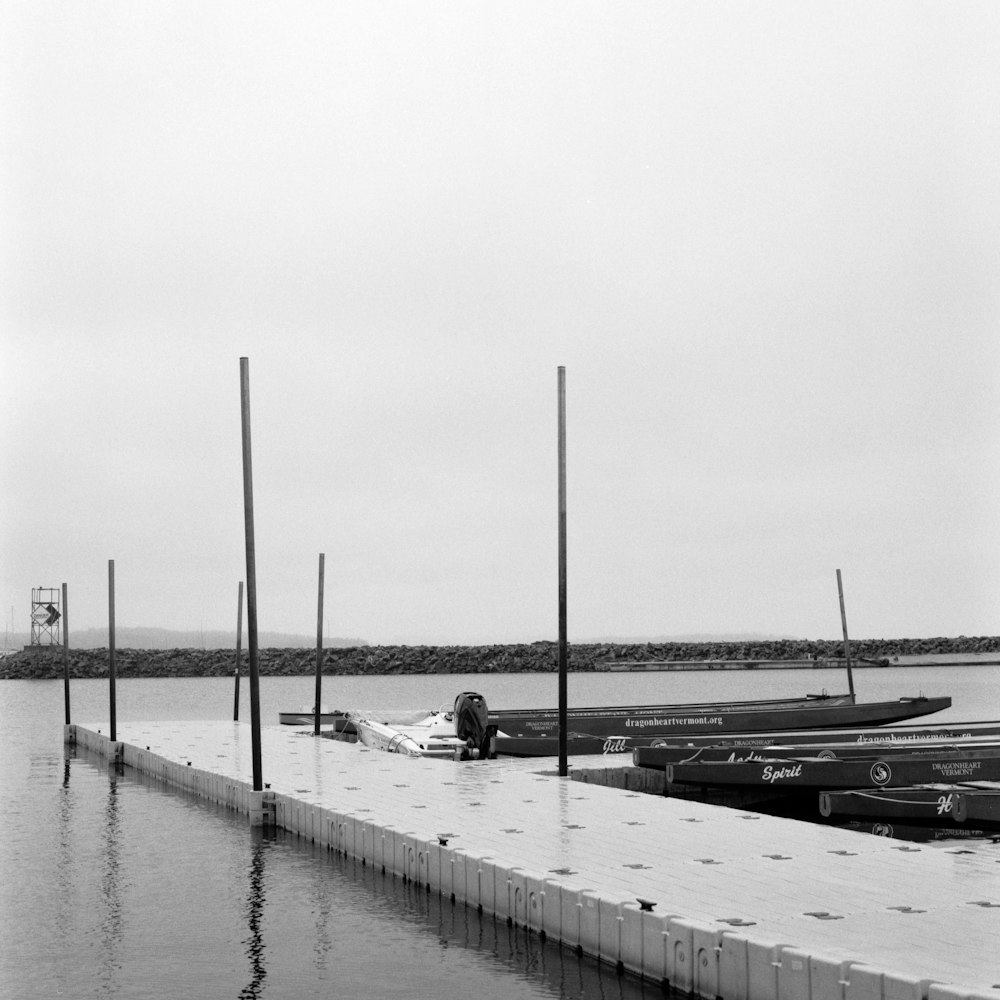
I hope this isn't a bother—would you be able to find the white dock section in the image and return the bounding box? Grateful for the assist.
[67,721,999,1000]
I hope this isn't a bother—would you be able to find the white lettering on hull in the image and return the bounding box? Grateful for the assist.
[625,716,724,729]
[760,764,803,783]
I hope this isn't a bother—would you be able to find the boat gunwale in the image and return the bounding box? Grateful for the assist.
[489,692,858,719]
[487,693,951,723]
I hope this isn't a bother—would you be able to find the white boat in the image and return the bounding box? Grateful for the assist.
[347,710,469,758]
[278,705,353,728]
[347,692,496,760]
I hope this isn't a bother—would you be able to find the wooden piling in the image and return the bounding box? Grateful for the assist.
[108,559,117,741]
[314,553,325,737]
[240,357,263,791]
[233,581,244,721]
[557,366,568,777]
[62,582,70,725]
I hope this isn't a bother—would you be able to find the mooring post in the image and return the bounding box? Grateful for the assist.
[836,568,856,701]
[557,366,568,777]
[62,582,70,725]
[240,357,263,792]
[233,580,244,721]
[314,553,325,737]
[108,559,117,742]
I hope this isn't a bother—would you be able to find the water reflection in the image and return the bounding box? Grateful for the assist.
[837,819,1000,844]
[239,831,271,999]
[55,758,75,955]
[45,742,680,999]
[99,766,125,997]
[746,794,1000,845]
[339,849,662,1000]
[311,850,334,975]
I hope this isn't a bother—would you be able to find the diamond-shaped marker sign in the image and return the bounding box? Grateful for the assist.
[30,604,61,626]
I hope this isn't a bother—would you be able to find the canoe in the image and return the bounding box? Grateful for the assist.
[954,783,1000,824]
[632,720,1000,768]
[499,717,996,760]
[820,781,1000,827]
[819,785,972,823]
[491,693,952,757]
[637,733,1000,768]
[665,747,1000,791]
[278,707,354,730]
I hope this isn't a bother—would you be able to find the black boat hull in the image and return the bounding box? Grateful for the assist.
[666,747,1000,790]
[492,695,951,757]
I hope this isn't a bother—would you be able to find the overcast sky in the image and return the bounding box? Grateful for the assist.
[2,3,998,645]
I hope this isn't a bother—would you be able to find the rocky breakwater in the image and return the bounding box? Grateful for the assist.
[2,635,999,680]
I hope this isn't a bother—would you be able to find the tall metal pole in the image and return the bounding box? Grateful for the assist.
[61,582,70,725]
[233,580,244,721]
[557,366,568,777]
[314,553,325,737]
[836,568,856,701]
[108,559,117,741]
[240,357,263,791]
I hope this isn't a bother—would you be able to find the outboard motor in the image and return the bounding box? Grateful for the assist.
[453,692,495,759]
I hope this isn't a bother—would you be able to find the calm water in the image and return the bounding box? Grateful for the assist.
[1,665,997,999]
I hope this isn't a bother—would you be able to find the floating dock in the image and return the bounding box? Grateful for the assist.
[593,656,1000,671]
[67,721,998,999]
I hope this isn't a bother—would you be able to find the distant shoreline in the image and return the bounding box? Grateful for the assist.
[2,637,998,680]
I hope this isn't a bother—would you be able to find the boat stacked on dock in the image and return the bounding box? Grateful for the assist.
[490,692,953,757]
[346,711,450,757]
[630,722,1000,828]
[663,742,1000,790]
[283,642,952,761]
[278,705,354,730]
[346,692,497,761]
[819,782,1000,826]
[632,721,1000,767]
